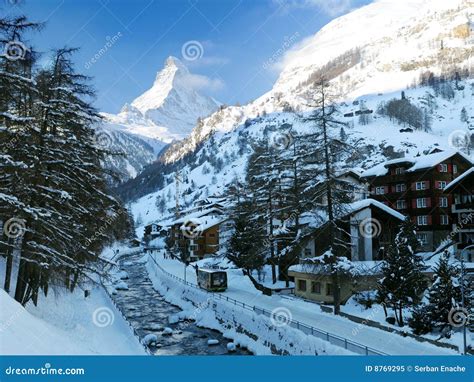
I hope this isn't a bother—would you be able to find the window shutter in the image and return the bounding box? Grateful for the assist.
[435,181,440,189]
[384,185,389,194]
[411,182,416,191]
[427,215,432,225]
[391,185,395,193]
[426,198,431,208]
[448,164,453,173]
[412,199,417,209]
[447,194,452,204]
[437,164,442,172]
[425,181,430,189]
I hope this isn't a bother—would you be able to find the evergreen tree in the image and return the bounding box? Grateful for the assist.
[409,251,473,335]
[1,17,132,305]
[227,196,265,273]
[377,217,427,326]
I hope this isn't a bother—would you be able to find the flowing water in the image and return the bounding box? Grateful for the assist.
[111,252,250,355]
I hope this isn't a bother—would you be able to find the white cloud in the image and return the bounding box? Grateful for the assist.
[274,0,357,17]
[184,73,225,92]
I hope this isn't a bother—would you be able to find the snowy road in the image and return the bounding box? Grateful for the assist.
[152,253,457,356]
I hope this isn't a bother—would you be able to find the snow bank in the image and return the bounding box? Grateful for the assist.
[146,256,351,355]
[0,287,145,355]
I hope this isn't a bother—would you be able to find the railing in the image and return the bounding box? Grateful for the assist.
[148,253,387,356]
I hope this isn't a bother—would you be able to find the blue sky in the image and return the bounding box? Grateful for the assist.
[6,0,371,113]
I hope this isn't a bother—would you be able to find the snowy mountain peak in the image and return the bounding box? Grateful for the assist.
[131,56,190,114]
[102,55,220,144]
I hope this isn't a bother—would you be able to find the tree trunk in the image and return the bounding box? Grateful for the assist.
[3,249,13,293]
[14,257,27,304]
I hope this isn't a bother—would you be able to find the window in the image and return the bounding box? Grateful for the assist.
[439,163,448,172]
[439,197,448,208]
[311,282,321,294]
[453,165,458,174]
[298,279,307,292]
[437,181,447,190]
[304,248,312,257]
[440,215,449,225]
[395,183,406,193]
[395,167,405,174]
[416,198,427,208]
[416,181,426,190]
[375,186,385,195]
[208,233,216,238]
[396,200,407,209]
[417,216,429,226]
[417,233,428,245]
[326,283,333,296]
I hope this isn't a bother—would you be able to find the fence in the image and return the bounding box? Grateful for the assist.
[148,253,387,356]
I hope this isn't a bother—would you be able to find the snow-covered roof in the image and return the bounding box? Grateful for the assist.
[289,260,383,276]
[346,199,405,220]
[179,215,227,232]
[296,199,404,231]
[171,207,224,225]
[361,150,473,178]
[444,167,474,192]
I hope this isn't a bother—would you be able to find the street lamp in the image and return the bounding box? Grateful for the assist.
[459,244,474,355]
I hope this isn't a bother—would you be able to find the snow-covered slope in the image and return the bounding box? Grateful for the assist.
[102,56,220,143]
[0,288,144,355]
[125,0,474,230]
[161,0,473,164]
[272,0,473,102]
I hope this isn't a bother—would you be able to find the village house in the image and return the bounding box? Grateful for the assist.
[289,199,404,304]
[168,202,228,262]
[444,167,474,262]
[361,150,473,251]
